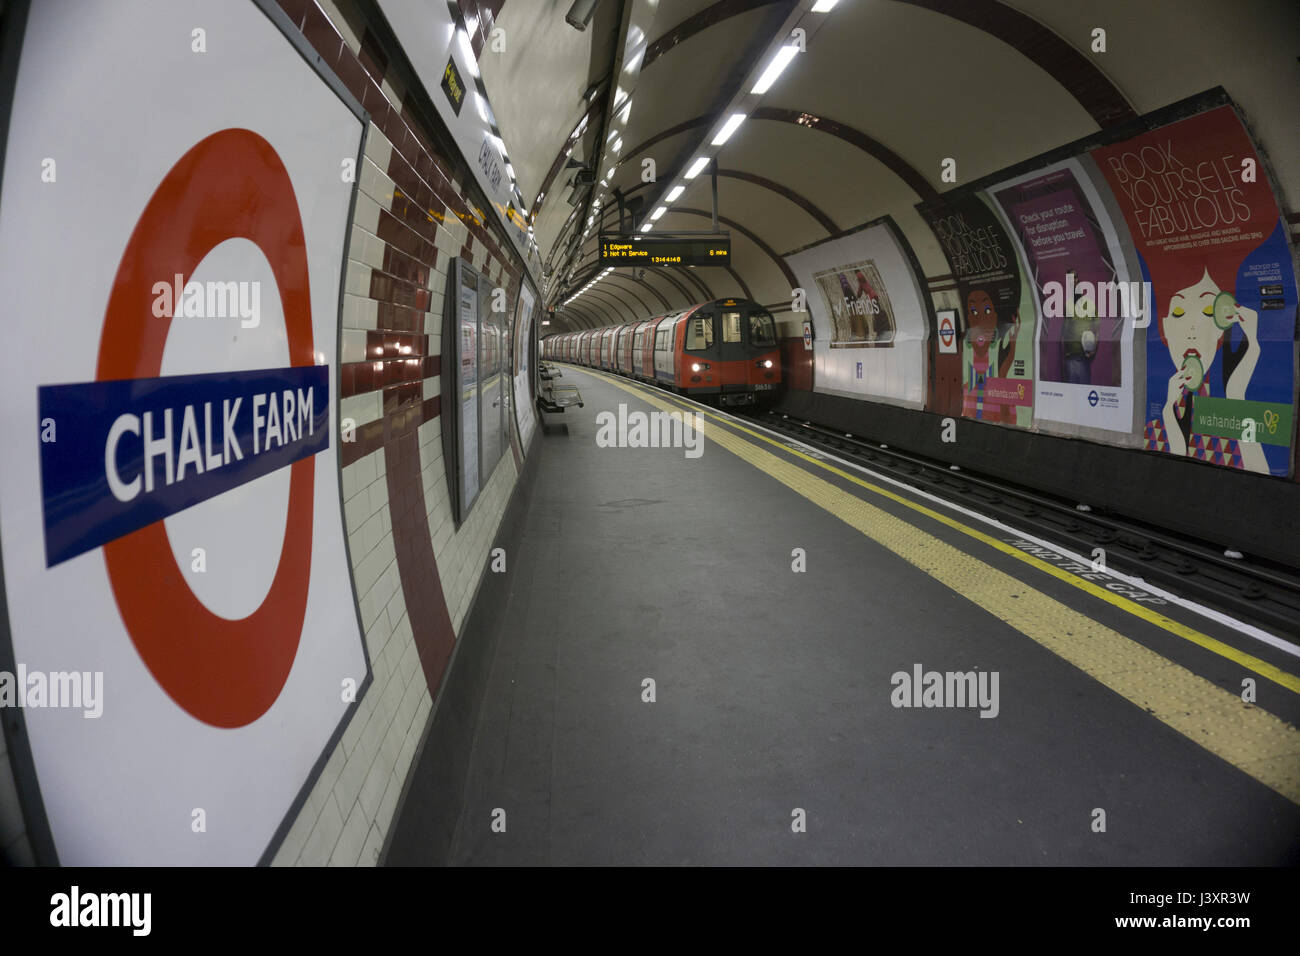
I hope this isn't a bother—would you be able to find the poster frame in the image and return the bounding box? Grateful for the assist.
[442,257,478,526]
[785,214,934,409]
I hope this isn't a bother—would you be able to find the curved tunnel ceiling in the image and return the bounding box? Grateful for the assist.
[472,0,1300,334]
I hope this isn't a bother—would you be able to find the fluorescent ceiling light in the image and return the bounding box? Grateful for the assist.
[640,223,653,233]
[666,185,684,202]
[457,29,479,78]
[812,0,840,10]
[685,157,710,179]
[607,167,616,179]
[650,206,666,221]
[752,44,799,95]
[712,113,746,146]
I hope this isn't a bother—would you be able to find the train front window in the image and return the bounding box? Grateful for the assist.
[685,315,714,350]
[721,312,742,343]
[749,311,776,348]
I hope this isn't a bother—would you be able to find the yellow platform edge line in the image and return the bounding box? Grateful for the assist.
[581,370,1300,805]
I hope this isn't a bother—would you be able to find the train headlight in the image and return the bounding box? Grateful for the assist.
[764,359,773,368]
[692,363,700,372]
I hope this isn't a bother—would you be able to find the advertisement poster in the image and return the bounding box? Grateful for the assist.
[923,193,1036,428]
[785,222,930,409]
[1091,105,1297,475]
[513,283,537,448]
[459,270,481,512]
[478,279,505,478]
[811,259,898,347]
[0,0,367,863]
[990,159,1138,436]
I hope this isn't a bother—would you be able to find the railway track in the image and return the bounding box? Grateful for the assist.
[734,408,1300,639]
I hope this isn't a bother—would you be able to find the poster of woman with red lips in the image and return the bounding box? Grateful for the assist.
[1090,105,1297,476]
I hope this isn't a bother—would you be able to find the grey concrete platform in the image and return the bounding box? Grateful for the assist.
[409,368,1300,865]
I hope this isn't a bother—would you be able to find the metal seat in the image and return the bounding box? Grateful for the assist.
[537,382,583,412]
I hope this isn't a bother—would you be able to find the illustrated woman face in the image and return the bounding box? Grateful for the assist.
[1163,269,1223,391]
[967,289,997,354]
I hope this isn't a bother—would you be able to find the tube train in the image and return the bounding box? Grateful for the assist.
[541,297,782,407]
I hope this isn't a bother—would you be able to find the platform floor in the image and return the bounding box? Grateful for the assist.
[399,367,1300,865]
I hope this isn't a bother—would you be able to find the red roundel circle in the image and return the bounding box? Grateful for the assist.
[96,129,316,728]
[939,315,955,347]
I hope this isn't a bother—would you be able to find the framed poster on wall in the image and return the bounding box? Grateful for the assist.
[443,257,511,526]
[784,218,931,409]
[513,280,538,449]
[444,258,481,523]
[1090,104,1297,476]
[987,157,1140,440]
[479,275,506,480]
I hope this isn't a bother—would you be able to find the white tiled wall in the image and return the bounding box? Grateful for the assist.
[0,0,533,869]
[268,117,531,865]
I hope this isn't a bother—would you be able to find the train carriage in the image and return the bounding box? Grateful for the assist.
[616,325,634,376]
[543,298,780,407]
[599,327,616,371]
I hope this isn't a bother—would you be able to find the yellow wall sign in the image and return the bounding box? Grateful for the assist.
[441,57,465,115]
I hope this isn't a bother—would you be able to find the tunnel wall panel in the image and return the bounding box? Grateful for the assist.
[0,0,373,867]
[0,0,543,866]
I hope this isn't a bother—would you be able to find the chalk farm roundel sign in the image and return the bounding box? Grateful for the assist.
[0,0,368,865]
[78,129,317,729]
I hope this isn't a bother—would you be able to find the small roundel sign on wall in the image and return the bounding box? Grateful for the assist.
[938,310,958,354]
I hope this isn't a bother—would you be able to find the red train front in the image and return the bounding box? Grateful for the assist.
[663,298,781,407]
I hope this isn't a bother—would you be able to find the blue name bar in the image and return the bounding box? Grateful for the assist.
[39,365,330,567]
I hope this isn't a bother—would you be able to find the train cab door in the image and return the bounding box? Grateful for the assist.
[682,308,720,392]
[716,303,749,394]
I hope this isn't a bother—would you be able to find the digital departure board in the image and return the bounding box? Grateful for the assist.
[600,235,731,267]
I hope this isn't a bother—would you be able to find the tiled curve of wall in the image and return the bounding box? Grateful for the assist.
[0,0,537,866]
[265,0,538,866]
